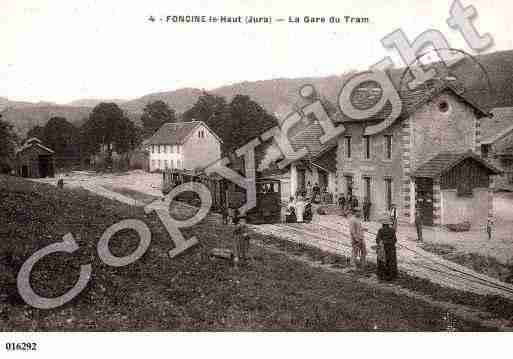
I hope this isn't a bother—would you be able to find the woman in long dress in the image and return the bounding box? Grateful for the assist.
[295,194,305,223]
[375,217,398,281]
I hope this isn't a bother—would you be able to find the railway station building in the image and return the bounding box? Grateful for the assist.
[259,77,502,228]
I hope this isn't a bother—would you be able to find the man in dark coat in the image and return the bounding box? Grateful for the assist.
[415,205,423,242]
[232,215,250,267]
[352,196,359,211]
[312,182,321,203]
[338,193,346,208]
[362,198,371,222]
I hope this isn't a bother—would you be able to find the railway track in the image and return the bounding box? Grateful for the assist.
[73,182,513,300]
[253,221,513,299]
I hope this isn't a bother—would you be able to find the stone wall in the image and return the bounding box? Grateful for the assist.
[409,91,477,171]
[406,90,479,224]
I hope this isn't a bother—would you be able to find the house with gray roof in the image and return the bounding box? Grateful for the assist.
[146,120,222,172]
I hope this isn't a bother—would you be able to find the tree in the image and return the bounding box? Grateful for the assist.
[81,103,141,166]
[26,125,45,141]
[141,100,176,137]
[182,93,278,155]
[0,116,17,173]
[43,117,79,165]
[182,91,228,127]
[27,118,81,168]
[222,94,277,152]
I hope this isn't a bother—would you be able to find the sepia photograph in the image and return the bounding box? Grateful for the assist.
[1,0,513,356]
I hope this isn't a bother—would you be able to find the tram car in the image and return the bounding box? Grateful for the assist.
[246,178,282,224]
[161,169,282,224]
[161,169,225,210]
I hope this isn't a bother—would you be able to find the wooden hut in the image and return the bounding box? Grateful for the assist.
[15,138,55,178]
[412,151,502,228]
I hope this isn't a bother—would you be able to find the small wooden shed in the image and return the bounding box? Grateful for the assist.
[412,151,502,228]
[15,138,55,178]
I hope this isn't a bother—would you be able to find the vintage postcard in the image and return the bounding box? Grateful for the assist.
[1,0,513,356]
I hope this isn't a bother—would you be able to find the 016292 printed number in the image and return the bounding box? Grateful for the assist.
[5,342,38,351]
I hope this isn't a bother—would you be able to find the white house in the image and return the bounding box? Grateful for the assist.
[146,120,222,172]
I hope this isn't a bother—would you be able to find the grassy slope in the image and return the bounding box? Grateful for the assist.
[0,175,487,331]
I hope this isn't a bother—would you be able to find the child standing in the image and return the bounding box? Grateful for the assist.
[232,215,250,267]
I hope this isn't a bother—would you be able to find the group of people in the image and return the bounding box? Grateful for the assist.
[286,194,313,223]
[306,182,333,204]
[348,208,398,282]
[338,193,359,217]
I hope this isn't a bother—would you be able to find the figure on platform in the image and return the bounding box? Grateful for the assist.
[351,195,359,211]
[415,206,423,242]
[486,217,494,240]
[228,206,237,225]
[349,209,366,269]
[295,194,306,223]
[338,193,346,210]
[375,216,398,281]
[362,198,371,222]
[221,204,229,225]
[388,204,397,230]
[312,182,321,203]
[286,196,297,223]
[232,215,250,267]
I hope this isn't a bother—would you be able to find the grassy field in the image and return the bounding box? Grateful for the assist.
[0,175,491,331]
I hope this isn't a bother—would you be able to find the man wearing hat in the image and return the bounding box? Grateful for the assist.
[349,209,366,269]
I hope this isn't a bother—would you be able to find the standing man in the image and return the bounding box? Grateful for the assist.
[338,193,346,210]
[349,209,367,269]
[389,204,397,230]
[352,195,359,212]
[486,217,494,240]
[363,198,371,222]
[312,182,321,203]
[415,206,423,242]
[232,215,250,267]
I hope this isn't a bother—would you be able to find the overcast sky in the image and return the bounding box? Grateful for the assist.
[1,0,512,104]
